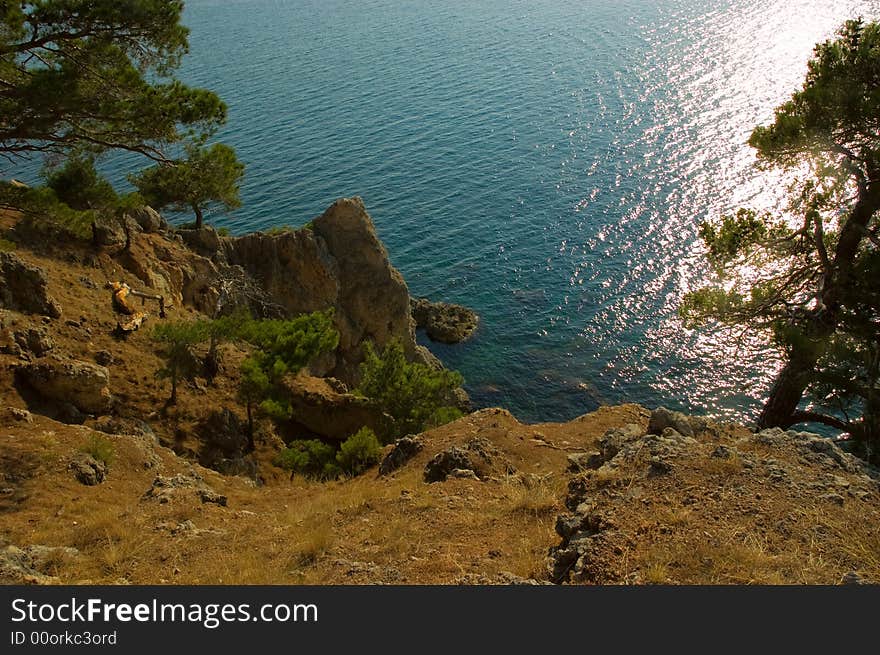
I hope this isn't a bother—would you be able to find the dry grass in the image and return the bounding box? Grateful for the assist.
[501,475,564,517]
[705,452,744,476]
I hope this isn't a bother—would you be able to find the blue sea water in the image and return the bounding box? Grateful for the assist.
[10,0,880,424]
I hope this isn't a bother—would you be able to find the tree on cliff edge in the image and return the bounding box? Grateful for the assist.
[682,19,880,458]
[0,1,226,161]
[129,143,244,228]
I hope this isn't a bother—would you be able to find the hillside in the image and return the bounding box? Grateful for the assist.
[0,200,878,585]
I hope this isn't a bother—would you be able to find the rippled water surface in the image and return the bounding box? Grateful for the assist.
[23,1,880,423]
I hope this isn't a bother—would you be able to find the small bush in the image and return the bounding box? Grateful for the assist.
[275,440,341,480]
[80,434,115,466]
[44,155,117,211]
[336,427,382,476]
[217,227,230,237]
[0,237,16,251]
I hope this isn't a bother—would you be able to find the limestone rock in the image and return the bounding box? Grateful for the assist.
[378,436,424,476]
[282,373,391,442]
[424,446,475,483]
[648,407,695,437]
[127,206,166,233]
[69,453,107,486]
[179,226,222,257]
[18,358,112,414]
[197,408,249,460]
[411,297,479,344]
[223,197,418,384]
[142,473,226,506]
[13,326,54,357]
[0,545,79,584]
[0,252,62,318]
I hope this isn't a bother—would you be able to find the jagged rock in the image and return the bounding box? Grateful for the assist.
[198,489,228,506]
[0,545,79,584]
[379,435,424,476]
[94,350,113,366]
[223,198,419,384]
[411,297,479,344]
[127,206,166,233]
[597,424,645,461]
[18,358,112,414]
[648,407,695,437]
[142,473,225,506]
[13,326,54,357]
[282,373,391,442]
[91,216,128,247]
[0,252,62,318]
[449,468,481,480]
[68,453,107,486]
[3,407,33,423]
[424,447,476,483]
[92,417,156,442]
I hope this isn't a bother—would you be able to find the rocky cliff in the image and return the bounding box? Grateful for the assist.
[103,197,424,386]
[222,197,419,382]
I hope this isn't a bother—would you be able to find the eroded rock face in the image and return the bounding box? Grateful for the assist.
[411,297,478,344]
[18,358,112,414]
[224,197,419,384]
[0,252,62,318]
[112,197,440,387]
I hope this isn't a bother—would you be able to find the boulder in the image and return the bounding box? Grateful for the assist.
[0,252,62,318]
[282,373,391,442]
[197,408,249,459]
[69,453,107,486]
[179,226,222,257]
[18,358,112,414]
[378,436,424,476]
[424,446,476,483]
[127,206,166,233]
[411,297,479,344]
[647,407,695,438]
[13,326,54,357]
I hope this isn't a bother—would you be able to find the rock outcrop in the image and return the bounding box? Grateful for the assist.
[18,358,112,414]
[113,198,427,387]
[411,297,478,344]
[0,252,62,318]
[224,198,419,383]
[282,373,391,441]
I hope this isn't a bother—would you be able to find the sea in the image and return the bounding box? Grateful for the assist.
[10,0,880,425]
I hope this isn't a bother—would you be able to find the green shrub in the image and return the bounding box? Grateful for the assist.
[80,434,115,466]
[275,439,341,480]
[217,227,230,237]
[336,427,382,476]
[356,339,464,441]
[0,237,15,251]
[43,155,117,211]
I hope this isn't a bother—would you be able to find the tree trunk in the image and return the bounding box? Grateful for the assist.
[246,403,255,452]
[192,203,204,229]
[169,373,178,406]
[757,346,821,430]
[758,175,880,431]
